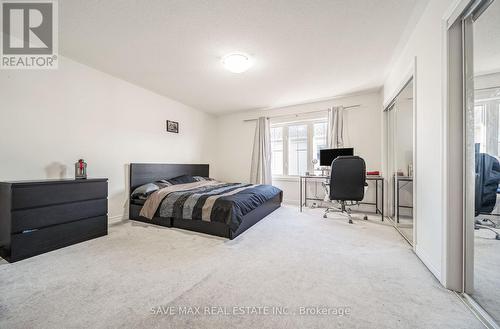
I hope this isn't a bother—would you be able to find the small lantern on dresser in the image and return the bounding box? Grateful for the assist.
[75,159,87,179]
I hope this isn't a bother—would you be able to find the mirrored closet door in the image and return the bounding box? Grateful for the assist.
[463,0,500,324]
[385,79,414,244]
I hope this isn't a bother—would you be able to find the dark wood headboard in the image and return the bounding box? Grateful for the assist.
[129,163,209,192]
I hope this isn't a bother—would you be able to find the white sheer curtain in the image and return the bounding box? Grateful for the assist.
[327,106,345,148]
[250,117,272,184]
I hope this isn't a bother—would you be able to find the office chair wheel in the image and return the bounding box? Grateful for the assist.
[363,216,368,221]
[323,214,327,218]
[348,219,353,224]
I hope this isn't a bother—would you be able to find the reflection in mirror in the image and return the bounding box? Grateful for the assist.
[472,0,500,323]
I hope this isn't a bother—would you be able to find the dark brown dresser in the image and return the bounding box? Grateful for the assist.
[0,178,108,262]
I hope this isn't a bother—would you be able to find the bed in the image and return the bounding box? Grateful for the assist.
[128,163,282,239]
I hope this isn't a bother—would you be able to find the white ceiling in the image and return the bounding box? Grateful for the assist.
[60,0,424,114]
[474,0,500,75]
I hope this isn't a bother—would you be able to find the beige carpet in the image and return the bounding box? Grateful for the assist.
[474,216,500,324]
[0,205,483,329]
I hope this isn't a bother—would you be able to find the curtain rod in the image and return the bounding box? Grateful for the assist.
[243,104,361,122]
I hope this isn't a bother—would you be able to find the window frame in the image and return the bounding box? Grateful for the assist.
[474,99,500,157]
[270,117,328,178]
[270,125,285,176]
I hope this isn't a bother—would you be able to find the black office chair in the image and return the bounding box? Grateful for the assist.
[474,151,500,240]
[323,156,367,224]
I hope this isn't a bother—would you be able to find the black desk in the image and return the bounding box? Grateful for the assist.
[299,175,384,220]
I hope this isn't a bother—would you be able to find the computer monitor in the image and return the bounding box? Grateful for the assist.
[319,148,354,166]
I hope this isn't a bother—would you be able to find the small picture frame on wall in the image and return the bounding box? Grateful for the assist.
[166,120,179,133]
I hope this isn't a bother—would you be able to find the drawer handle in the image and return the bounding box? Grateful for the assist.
[22,229,39,234]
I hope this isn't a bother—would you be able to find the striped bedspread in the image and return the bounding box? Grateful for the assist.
[140,180,282,229]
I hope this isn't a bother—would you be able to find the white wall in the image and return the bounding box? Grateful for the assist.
[0,56,216,221]
[212,90,383,206]
[382,0,458,283]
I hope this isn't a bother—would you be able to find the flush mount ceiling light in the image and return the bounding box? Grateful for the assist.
[221,53,253,73]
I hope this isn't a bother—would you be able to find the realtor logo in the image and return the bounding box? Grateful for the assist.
[1,0,58,69]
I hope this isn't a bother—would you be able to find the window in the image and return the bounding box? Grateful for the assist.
[288,124,308,175]
[474,104,486,153]
[474,101,500,157]
[313,122,328,163]
[270,118,328,176]
[270,127,283,175]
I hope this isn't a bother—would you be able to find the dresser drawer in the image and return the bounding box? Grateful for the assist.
[11,181,108,210]
[11,199,108,233]
[9,216,107,262]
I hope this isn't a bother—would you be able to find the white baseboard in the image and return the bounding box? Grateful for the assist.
[415,244,442,283]
[108,215,126,225]
[283,199,299,205]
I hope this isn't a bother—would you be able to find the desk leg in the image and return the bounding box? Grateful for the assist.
[392,179,396,222]
[396,180,400,224]
[304,178,307,209]
[381,180,384,221]
[299,177,303,212]
[375,180,379,215]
